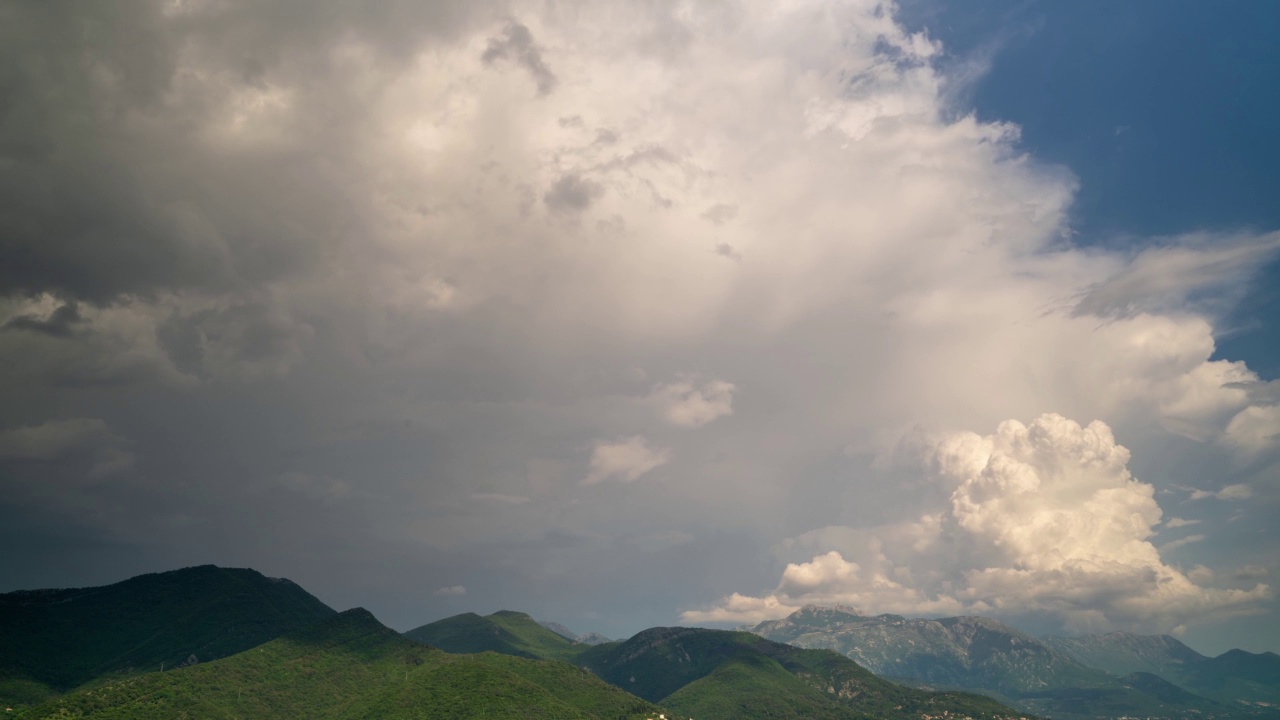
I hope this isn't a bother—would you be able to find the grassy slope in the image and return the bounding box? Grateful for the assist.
[0,565,336,708]
[405,610,584,663]
[19,609,663,720]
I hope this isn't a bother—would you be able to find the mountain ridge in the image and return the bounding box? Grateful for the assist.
[412,612,1029,720]
[747,605,1280,719]
[21,606,664,719]
[0,564,337,708]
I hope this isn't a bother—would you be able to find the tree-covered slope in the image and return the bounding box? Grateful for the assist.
[577,626,1027,720]
[0,565,336,707]
[405,610,584,662]
[1185,649,1280,707]
[20,608,664,720]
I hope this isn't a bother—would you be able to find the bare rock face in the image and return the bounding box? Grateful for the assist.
[747,608,1111,695]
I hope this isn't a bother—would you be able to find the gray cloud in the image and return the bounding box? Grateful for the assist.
[482,21,558,95]
[3,301,85,338]
[544,173,603,214]
[0,0,1276,652]
[0,418,134,479]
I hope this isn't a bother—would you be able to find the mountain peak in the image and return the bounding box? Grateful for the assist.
[797,603,864,615]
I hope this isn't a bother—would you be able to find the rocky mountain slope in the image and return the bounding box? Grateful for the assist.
[747,605,1279,719]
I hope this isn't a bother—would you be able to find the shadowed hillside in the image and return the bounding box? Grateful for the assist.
[0,565,336,707]
[21,608,664,720]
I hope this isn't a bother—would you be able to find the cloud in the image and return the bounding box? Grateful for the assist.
[648,379,737,428]
[278,471,352,502]
[0,0,1278,641]
[470,493,532,505]
[544,173,603,214]
[683,414,1271,633]
[1164,517,1201,529]
[0,418,134,479]
[3,300,85,338]
[1187,484,1254,501]
[1,294,193,388]
[1160,534,1207,553]
[1221,406,1280,458]
[481,20,558,95]
[583,436,670,485]
[1073,233,1280,319]
[434,585,467,597]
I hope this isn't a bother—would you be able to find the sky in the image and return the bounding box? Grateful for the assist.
[1,0,1278,657]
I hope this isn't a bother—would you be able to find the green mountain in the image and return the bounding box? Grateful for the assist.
[746,605,1280,720]
[20,608,664,720]
[1186,649,1280,706]
[575,626,1026,720]
[405,611,1028,719]
[0,565,336,708]
[405,610,584,662]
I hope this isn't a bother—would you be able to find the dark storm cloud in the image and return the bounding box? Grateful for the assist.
[3,301,84,337]
[544,174,603,214]
[482,21,558,95]
[0,0,507,303]
[0,418,133,478]
[0,0,1277,653]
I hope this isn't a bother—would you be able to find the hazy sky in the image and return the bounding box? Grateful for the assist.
[2,0,1277,656]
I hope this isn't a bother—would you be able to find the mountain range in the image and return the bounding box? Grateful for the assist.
[21,608,662,720]
[414,610,1024,720]
[747,605,1280,719]
[539,620,614,646]
[4,567,1278,720]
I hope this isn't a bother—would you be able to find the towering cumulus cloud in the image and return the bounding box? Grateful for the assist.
[0,1,1277,639]
[683,415,1271,633]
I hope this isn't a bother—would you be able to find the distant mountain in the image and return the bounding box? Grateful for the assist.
[748,606,1110,695]
[536,620,612,646]
[539,620,581,641]
[1043,632,1207,680]
[1187,649,1280,707]
[404,610,582,662]
[0,564,336,708]
[1045,631,1280,707]
[575,626,1025,720]
[22,608,663,720]
[747,606,1279,720]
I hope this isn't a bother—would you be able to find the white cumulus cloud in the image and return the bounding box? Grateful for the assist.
[683,414,1271,633]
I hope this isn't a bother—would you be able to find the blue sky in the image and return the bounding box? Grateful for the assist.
[902,0,1280,376]
[1,0,1277,658]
